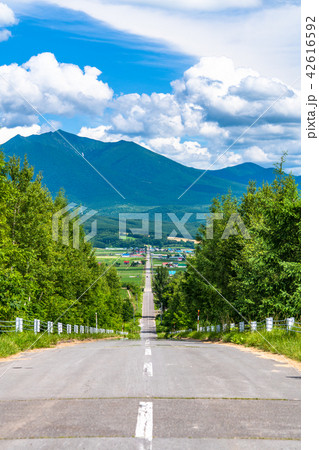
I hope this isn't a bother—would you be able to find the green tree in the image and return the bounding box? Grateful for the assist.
[153,266,169,310]
[0,152,126,329]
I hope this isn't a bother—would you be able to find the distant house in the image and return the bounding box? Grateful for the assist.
[169,271,176,276]
[124,261,130,265]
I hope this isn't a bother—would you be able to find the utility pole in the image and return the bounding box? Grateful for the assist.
[95,312,98,331]
[197,310,200,331]
[161,302,163,324]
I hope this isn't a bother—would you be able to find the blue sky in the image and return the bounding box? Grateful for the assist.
[2,4,195,94]
[0,0,300,173]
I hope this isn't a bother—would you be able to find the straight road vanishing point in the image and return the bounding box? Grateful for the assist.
[0,249,300,449]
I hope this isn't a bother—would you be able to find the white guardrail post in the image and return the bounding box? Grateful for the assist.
[266,317,273,332]
[67,324,71,334]
[216,324,221,333]
[58,322,62,335]
[239,322,245,332]
[230,323,235,330]
[74,325,78,334]
[287,317,295,331]
[250,321,257,332]
[34,319,40,334]
[15,317,23,332]
[47,321,53,334]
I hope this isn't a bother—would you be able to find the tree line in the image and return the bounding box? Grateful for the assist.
[0,153,130,328]
[153,157,301,330]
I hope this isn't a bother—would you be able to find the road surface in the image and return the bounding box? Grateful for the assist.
[0,249,300,449]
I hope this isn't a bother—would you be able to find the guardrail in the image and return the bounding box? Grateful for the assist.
[0,318,129,336]
[169,317,301,335]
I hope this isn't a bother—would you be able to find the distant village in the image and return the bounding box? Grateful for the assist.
[104,246,194,275]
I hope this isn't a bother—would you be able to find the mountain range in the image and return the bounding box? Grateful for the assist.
[1,130,300,216]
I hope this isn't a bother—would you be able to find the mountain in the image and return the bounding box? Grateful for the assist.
[1,130,300,215]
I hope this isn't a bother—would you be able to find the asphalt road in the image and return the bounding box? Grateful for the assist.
[0,250,300,449]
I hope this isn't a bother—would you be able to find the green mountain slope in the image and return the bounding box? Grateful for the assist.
[1,130,300,214]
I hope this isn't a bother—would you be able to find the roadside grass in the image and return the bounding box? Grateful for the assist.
[0,331,139,358]
[166,329,301,361]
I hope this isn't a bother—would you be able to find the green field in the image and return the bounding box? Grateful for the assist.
[95,248,146,288]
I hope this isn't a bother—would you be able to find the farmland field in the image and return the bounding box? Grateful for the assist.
[95,248,146,288]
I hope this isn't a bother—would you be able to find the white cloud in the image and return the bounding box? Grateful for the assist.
[229,76,294,101]
[0,53,113,126]
[144,136,211,168]
[216,151,243,168]
[0,124,41,144]
[0,2,16,26]
[0,28,10,41]
[0,2,17,41]
[110,93,184,137]
[78,126,211,168]
[243,146,270,163]
[13,0,299,84]
[0,51,300,172]
[78,56,300,171]
[108,0,261,12]
[78,125,130,143]
[212,146,271,169]
[172,57,300,125]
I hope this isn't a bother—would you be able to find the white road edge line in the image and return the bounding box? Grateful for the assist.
[145,348,152,356]
[135,401,153,441]
[143,362,153,377]
[145,339,150,346]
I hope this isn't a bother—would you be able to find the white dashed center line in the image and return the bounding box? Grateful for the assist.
[143,362,153,377]
[135,401,153,442]
[145,348,152,356]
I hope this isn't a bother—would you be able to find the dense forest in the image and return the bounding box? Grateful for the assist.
[0,153,129,328]
[155,157,301,330]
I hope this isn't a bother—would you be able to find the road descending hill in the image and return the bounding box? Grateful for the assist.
[0,250,300,449]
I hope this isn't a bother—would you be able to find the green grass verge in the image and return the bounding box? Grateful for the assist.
[0,331,139,358]
[165,329,301,361]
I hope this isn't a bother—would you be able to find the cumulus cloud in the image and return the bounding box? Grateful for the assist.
[0,53,113,126]
[78,125,131,143]
[214,146,271,169]
[2,52,300,172]
[88,56,300,170]
[0,124,41,144]
[0,2,17,41]
[0,2,16,26]
[0,28,10,41]
[172,57,300,126]
[110,93,183,137]
[143,137,211,168]
[76,56,301,170]
[78,126,211,168]
[243,146,271,163]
